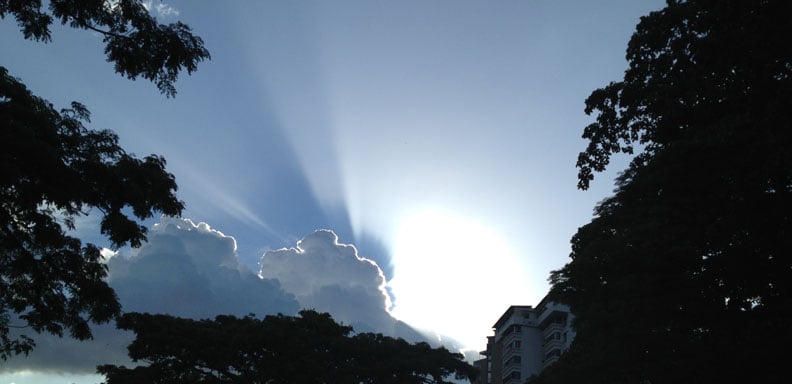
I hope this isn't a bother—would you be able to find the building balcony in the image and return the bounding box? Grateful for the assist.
[542,354,560,368]
[501,344,521,362]
[543,347,562,369]
[501,365,522,384]
[542,322,564,335]
[501,330,521,350]
[503,360,521,372]
[543,337,563,354]
[535,301,571,327]
[502,351,522,374]
[504,376,522,384]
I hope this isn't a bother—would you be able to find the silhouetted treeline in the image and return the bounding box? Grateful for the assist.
[532,1,792,383]
[99,310,478,384]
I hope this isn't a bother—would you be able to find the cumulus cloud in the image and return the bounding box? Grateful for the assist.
[259,230,423,340]
[3,217,299,373]
[4,220,441,375]
[107,217,299,318]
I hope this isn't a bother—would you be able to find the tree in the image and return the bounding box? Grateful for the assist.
[1,0,209,359]
[97,310,478,384]
[532,1,792,383]
[1,0,210,97]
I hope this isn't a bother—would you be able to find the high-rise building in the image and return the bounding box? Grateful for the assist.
[474,296,575,384]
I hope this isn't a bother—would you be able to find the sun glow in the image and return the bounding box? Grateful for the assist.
[387,209,530,350]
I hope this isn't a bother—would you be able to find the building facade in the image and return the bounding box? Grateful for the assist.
[474,297,575,384]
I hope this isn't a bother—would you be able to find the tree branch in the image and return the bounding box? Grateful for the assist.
[69,17,131,40]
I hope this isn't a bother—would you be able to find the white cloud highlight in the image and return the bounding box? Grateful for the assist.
[141,1,179,18]
[3,217,298,374]
[259,230,422,340]
[3,219,455,375]
[99,247,118,262]
[108,217,298,318]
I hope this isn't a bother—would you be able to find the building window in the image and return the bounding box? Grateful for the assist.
[544,332,560,342]
[504,324,522,336]
[553,317,566,326]
[545,348,562,360]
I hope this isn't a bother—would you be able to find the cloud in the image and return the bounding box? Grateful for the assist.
[141,1,180,18]
[3,221,443,375]
[107,217,299,318]
[3,217,299,373]
[259,230,424,341]
[3,323,134,374]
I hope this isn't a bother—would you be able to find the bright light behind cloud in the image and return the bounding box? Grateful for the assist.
[388,209,530,349]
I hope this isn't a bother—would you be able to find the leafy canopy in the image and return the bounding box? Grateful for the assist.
[1,0,210,97]
[1,0,208,360]
[533,0,792,383]
[98,310,479,384]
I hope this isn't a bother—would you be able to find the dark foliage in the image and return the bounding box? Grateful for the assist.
[0,67,184,359]
[98,310,478,384]
[1,0,207,360]
[533,0,792,383]
[1,0,210,97]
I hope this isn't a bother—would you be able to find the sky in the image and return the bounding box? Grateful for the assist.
[1,1,665,383]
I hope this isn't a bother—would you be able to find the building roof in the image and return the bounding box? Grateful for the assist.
[492,305,532,330]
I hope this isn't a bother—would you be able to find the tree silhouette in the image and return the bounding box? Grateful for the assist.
[533,1,791,383]
[2,0,210,97]
[1,0,208,359]
[98,310,478,384]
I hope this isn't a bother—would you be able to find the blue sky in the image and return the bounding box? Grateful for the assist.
[1,1,664,382]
